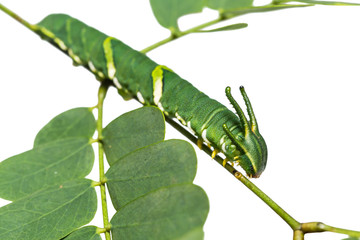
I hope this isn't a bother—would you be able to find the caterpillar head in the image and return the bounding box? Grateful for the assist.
[224,86,267,178]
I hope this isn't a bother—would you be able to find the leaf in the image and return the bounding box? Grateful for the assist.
[341,238,360,240]
[34,107,96,147]
[102,107,165,166]
[149,0,206,32]
[61,226,101,240]
[0,179,97,240]
[0,138,94,200]
[106,140,197,210]
[275,0,360,6]
[110,184,209,240]
[197,23,248,32]
[207,0,254,11]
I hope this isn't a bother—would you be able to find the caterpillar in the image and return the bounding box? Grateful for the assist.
[20,13,268,178]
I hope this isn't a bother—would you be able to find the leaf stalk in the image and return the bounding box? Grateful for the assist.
[97,82,111,240]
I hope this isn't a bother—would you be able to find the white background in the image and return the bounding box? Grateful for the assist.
[0,1,360,240]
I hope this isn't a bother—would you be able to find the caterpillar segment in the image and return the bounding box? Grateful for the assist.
[35,14,268,178]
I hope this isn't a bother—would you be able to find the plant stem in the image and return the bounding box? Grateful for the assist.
[140,35,176,54]
[97,82,111,240]
[233,171,300,229]
[141,17,223,54]
[293,230,304,240]
[0,3,37,32]
[322,224,360,236]
[301,222,360,237]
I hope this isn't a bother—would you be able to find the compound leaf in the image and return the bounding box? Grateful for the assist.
[102,107,165,166]
[106,139,197,210]
[34,107,96,147]
[149,0,205,32]
[0,138,94,201]
[0,179,97,240]
[61,226,101,240]
[110,184,209,240]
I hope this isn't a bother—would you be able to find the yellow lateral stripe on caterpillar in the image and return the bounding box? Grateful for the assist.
[103,37,116,79]
[151,65,173,105]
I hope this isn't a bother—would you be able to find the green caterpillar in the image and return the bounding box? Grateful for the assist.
[34,14,267,178]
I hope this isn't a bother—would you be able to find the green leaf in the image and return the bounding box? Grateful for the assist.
[0,179,97,240]
[149,0,206,32]
[0,138,94,200]
[106,139,197,210]
[275,0,360,6]
[61,226,101,240]
[341,238,360,240]
[102,107,165,166]
[110,184,209,240]
[197,23,248,32]
[207,0,254,11]
[34,107,96,147]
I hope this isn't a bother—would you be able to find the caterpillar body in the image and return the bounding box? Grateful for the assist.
[35,14,267,178]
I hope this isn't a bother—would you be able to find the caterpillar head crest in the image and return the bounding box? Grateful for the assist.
[224,86,267,178]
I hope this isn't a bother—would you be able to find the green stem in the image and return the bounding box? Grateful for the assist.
[97,82,111,240]
[293,230,304,240]
[301,222,360,237]
[141,35,176,54]
[322,224,360,237]
[0,3,37,31]
[234,171,300,229]
[141,17,223,54]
